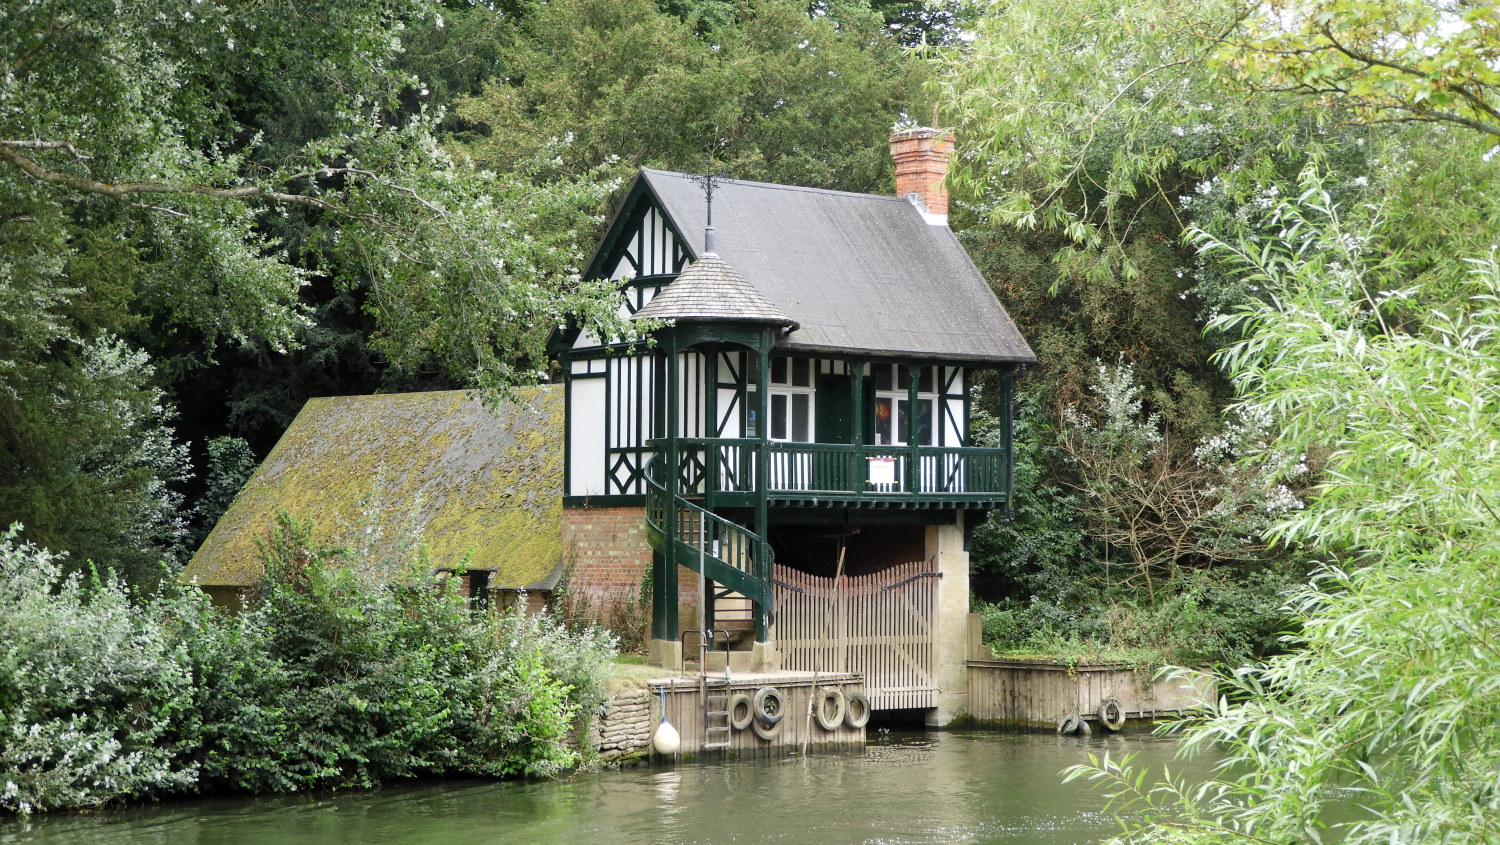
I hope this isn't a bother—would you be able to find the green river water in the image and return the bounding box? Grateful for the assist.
[0,731,1212,844]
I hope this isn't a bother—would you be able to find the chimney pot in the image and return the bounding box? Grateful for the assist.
[889,127,954,225]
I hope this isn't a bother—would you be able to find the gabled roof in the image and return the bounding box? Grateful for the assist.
[632,252,796,327]
[181,388,564,591]
[621,169,1035,365]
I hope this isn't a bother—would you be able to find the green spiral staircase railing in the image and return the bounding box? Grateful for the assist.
[644,453,771,640]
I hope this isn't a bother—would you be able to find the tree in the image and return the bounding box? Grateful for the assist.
[938,0,1259,266]
[0,0,632,577]
[454,0,932,192]
[1221,0,1500,141]
[939,0,1498,672]
[1069,173,1500,845]
[1059,360,1301,601]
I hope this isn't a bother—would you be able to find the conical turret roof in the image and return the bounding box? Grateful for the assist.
[632,252,797,328]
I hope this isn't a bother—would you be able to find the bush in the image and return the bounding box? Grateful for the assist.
[973,562,1301,668]
[0,513,618,815]
[0,526,198,814]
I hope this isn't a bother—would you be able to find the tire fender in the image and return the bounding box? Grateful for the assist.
[1097,697,1126,732]
[814,687,847,732]
[843,690,872,729]
[751,712,784,741]
[753,686,785,726]
[728,693,754,731]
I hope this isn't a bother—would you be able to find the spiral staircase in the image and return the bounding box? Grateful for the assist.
[643,453,771,652]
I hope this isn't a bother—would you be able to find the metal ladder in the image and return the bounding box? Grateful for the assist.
[702,675,732,750]
[682,629,732,751]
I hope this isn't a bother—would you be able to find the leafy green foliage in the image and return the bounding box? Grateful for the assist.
[1060,360,1303,600]
[939,0,1254,261]
[195,437,256,540]
[971,362,1303,667]
[1,0,641,579]
[454,0,931,192]
[944,0,1500,680]
[1222,0,1500,141]
[1070,175,1500,844]
[959,210,1229,425]
[0,334,191,583]
[0,511,616,815]
[0,527,197,814]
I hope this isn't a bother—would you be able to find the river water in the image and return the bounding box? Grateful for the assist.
[1,730,1210,844]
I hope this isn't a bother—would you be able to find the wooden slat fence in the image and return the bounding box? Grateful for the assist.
[773,559,939,711]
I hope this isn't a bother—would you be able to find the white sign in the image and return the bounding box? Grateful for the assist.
[867,456,896,486]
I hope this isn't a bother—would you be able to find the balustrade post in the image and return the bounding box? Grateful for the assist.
[906,363,920,499]
[754,337,772,643]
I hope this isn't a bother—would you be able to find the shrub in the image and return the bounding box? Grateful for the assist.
[0,526,198,814]
[0,511,618,815]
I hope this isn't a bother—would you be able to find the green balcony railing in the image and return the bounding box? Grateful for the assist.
[644,453,770,607]
[661,437,1011,507]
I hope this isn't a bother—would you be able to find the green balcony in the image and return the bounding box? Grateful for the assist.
[658,437,1012,510]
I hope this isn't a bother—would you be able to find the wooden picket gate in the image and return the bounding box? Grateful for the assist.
[772,559,940,711]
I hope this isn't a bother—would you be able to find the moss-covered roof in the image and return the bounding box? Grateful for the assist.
[181,387,565,590]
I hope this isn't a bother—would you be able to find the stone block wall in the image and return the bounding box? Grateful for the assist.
[592,688,654,761]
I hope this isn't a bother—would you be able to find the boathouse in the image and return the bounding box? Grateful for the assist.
[557,129,1035,724]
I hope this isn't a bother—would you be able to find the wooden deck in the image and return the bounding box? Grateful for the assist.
[964,657,1215,730]
[646,671,866,757]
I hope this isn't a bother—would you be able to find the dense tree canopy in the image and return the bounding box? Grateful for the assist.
[1073,174,1500,845]
[1223,0,1500,141]
[939,0,1500,838]
[0,0,629,578]
[1,0,943,579]
[453,0,933,191]
[948,0,1500,671]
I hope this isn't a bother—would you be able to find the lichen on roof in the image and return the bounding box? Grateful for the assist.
[182,387,565,590]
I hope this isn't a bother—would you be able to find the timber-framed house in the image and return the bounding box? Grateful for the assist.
[555,130,1035,723]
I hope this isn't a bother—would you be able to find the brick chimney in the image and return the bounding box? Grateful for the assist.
[890,127,954,225]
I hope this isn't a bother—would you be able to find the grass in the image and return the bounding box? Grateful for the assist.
[606,655,674,693]
[986,639,1170,671]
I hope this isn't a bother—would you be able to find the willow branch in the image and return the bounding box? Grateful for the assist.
[0,143,344,213]
[1317,23,1500,139]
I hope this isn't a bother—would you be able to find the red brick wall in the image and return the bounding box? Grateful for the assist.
[562,505,700,639]
[563,506,653,615]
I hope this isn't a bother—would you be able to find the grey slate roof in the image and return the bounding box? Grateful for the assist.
[632,252,796,327]
[638,169,1035,365]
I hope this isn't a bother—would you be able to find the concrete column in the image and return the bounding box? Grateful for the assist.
[926,512,970,725]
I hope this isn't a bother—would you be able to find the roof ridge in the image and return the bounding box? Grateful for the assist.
[641,168,908,204]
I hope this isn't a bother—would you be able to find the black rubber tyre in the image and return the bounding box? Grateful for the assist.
[814,687,847,731]
[843,690,872,729]
[753,686,786,726]
[728,693,754,731]
[1057,714,1081,736]
[1097,697,1126,732]
[751,712,784,741]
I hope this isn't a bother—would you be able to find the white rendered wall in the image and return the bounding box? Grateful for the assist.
[568,378,607,497]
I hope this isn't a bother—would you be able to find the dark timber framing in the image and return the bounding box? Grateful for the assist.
[556,168,1035,657]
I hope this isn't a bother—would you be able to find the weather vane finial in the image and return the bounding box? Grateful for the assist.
[684,144,731,255]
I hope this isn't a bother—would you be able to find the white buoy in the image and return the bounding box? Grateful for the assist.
[653,717,681,755]
[653,687,680,755]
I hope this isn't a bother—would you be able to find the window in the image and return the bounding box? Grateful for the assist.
[872,364,936,446]
[748,356,816,442]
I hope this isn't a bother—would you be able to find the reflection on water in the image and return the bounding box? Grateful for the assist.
[0,731,1211,845]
